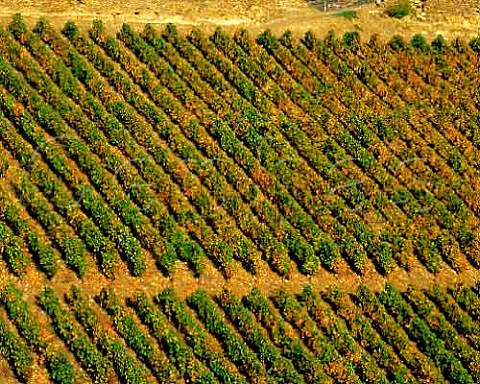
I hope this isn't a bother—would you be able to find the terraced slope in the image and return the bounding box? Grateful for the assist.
[0,14,479,382]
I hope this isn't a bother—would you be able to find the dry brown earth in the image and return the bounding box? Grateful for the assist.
[0,0,478,40]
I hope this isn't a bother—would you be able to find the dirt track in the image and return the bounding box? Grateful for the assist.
[0,0,479,40]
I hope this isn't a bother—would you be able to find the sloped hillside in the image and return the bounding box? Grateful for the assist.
[0,14,479,383]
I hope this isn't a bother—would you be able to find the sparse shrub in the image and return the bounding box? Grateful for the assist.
[334,10,358,19]
[410,33,429,53]
[302,30,317,50]
[389,34,407,51]
[279,29,294,48]
[387,0,412,18]
[431,34,447,53]
[342,31,361,51]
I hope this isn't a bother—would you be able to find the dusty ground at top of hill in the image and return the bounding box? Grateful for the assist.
[0,0,478,41]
